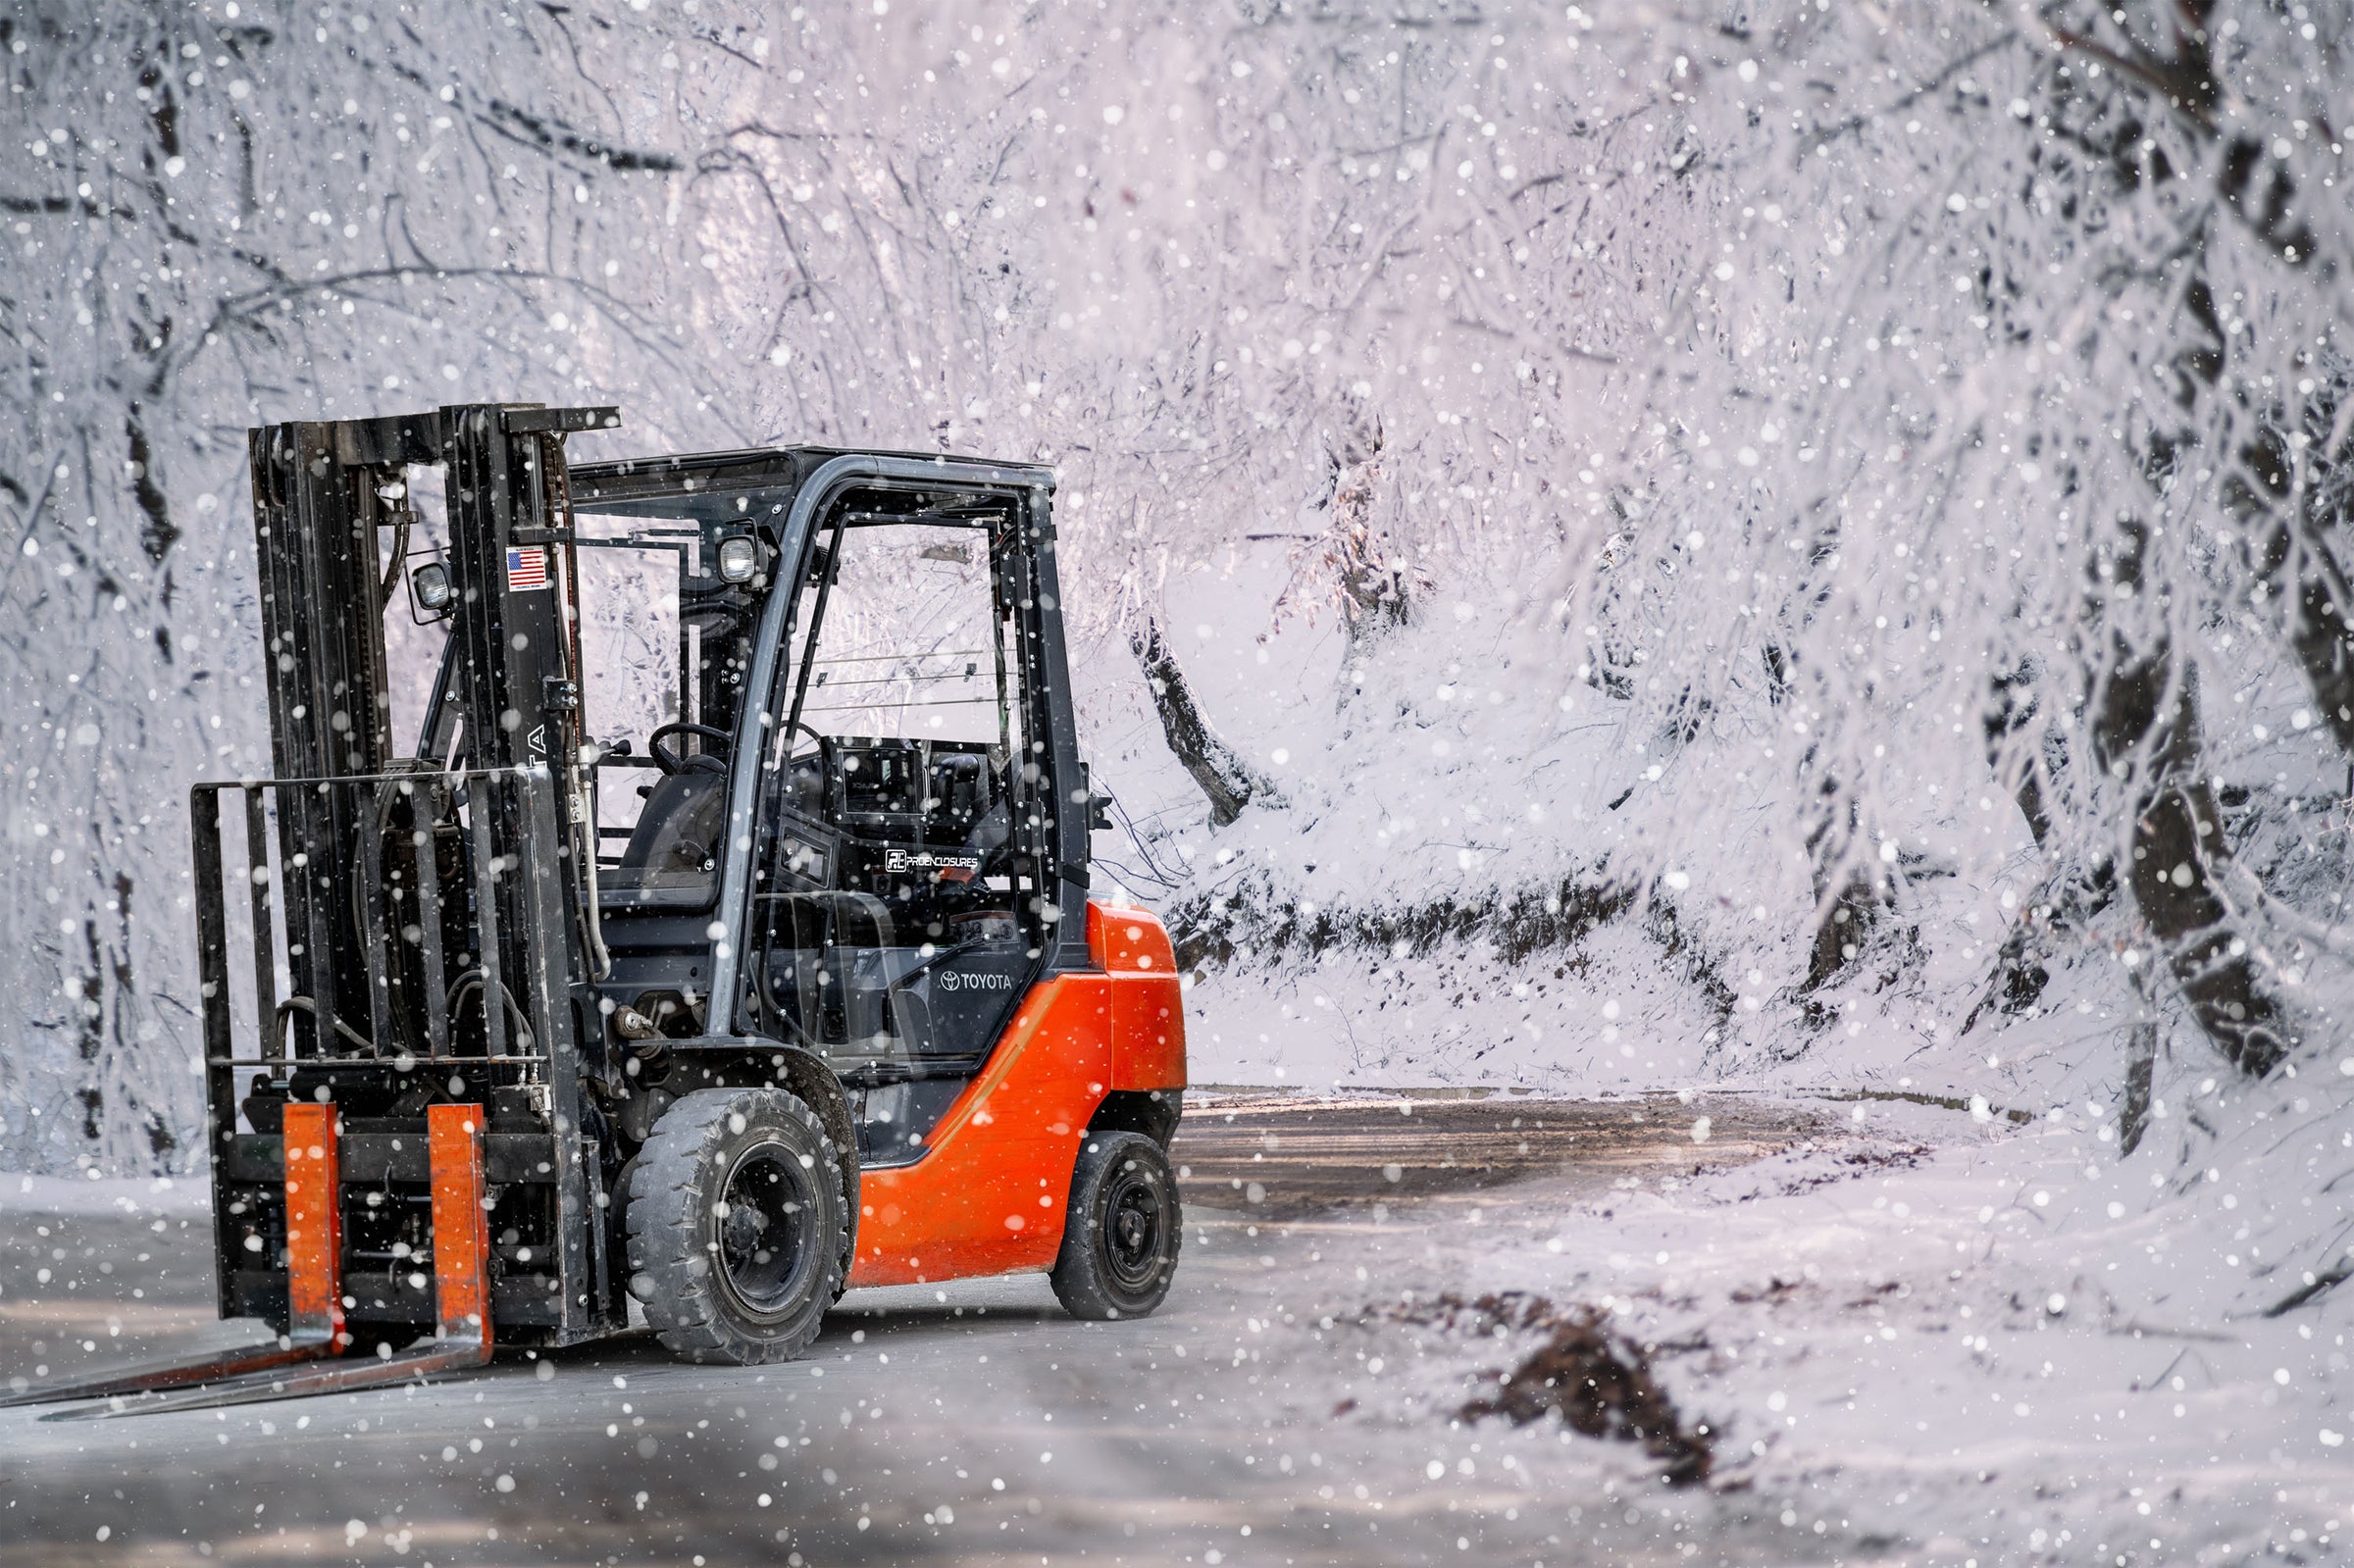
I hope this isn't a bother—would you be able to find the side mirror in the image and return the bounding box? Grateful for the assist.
[409,560,454,623]
[1078,764,1115,831]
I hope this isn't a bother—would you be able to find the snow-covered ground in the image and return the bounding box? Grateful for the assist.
[1,1170,203,1218]
[1230,1095,2352,1565]
[7,1088,2343,1565]
[1065,542,2354,1560]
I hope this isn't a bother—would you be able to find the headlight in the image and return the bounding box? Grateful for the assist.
[716,534,761,583]
[411,561,453,612]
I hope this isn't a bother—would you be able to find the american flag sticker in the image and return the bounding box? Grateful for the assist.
[506,546,549,591]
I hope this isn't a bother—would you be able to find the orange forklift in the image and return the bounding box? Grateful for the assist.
[8,405,1186,1415]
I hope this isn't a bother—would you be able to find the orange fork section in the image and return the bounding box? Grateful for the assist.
[19,1103,497,1420]
[281,1100,348,1350]
[427,1101,493,1350]
[0,1102,348,1409]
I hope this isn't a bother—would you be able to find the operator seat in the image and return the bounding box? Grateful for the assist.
[616,768,725,895]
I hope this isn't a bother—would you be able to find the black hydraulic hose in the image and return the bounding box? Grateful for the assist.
[378,505,412,610]
[349,781,406,1023]
[444,969,537,1053]
[275,996,377,1055]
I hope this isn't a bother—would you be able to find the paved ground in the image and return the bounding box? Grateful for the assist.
[0,1092,1853,1567]
[1170,1091,1817,1214]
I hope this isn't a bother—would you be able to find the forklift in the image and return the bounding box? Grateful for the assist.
[8,404,1187,1415]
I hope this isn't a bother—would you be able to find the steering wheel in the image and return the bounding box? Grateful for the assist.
[648,721,734,776]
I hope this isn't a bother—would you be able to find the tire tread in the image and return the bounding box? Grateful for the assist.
[625,1087,847,1364]
[1049,1131,1182,1321]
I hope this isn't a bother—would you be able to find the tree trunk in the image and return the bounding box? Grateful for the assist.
[1961,660,2083,1032]
[2107,684,2287,1076]
[1796,781,1880,995]
[2245,384,2354,761]
[1323,437,1413,710]
[1800,869,1879,992]
[2118,981,2160,1157]
[1983,662,2061,852]
[1779,649,1881,994]
[1131,618,1276,828]
[2089,528,2290,1076]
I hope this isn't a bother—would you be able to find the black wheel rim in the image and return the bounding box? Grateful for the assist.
[1100,1161,1168,1293]
[716,1143,815,1320]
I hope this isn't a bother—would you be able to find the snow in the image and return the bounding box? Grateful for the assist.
[1604,1111,2350,1559]
[5,1090,2347,1562]
[0,1171,203,1220]
[5,0,2352,1551]
[1182,920,1728,1092]
[1209,1095,2354,1564]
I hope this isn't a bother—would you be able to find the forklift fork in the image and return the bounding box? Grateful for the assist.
[5,1104,495,1420]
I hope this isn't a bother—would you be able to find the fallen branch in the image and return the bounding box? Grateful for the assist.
[1131,616,1279,827]
[2262,1259,2353,1318]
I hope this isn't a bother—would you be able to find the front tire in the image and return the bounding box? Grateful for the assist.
[626,1087,847,1364]
[1049,1132,1182,1320]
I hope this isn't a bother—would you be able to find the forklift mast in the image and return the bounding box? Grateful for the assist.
[207,403,618,1346]
[245,402,608,1016]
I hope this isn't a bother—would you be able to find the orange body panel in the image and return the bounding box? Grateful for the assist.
[847,974,1109,1288]
[281,1101,345,1350]
[426,1103,491,1348]
[844,901,1188,1290]
[1089,902,1188,1093]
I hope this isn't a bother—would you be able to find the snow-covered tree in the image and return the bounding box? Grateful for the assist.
[1574,0,2353,1090]
[0,1,718,1168]
[6,0,2347,1167]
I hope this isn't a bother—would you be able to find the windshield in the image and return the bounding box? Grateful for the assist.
[784,522,1014,752]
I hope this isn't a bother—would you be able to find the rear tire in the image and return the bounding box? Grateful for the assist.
[1049,1132,1182,1320]
[626,1087,847,1364]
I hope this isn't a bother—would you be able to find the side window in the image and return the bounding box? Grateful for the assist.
[568,521,762,911]
[745,513,1037,1162]
[572,529,728,908]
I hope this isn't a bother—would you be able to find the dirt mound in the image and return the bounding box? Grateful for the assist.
[1403,1292,1714,1487]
